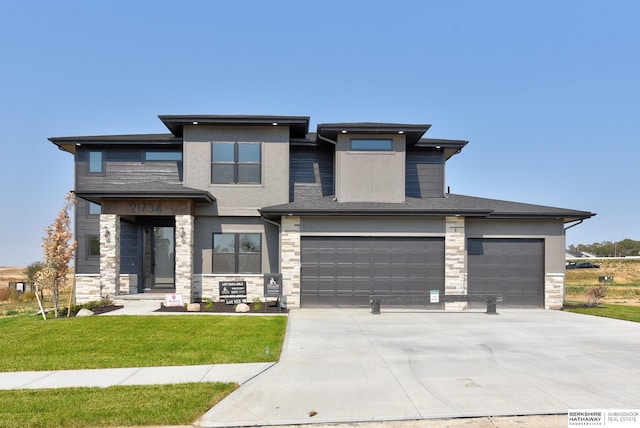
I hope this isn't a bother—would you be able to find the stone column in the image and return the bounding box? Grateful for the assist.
[545,273,564,309]
[175,215,194,302]
[281,216,301,308]
[100,214,120,299]
[444,216,466,310]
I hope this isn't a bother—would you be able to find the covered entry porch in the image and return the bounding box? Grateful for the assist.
[75,183,214,304]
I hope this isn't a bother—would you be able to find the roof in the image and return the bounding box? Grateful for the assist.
[158,115,310,138]
[317,122,431,146]
[49,134,180,154]
[75,181,215,204]
[260,193,595,222]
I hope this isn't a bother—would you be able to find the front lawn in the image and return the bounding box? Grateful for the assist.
[565,303,640,323]
[0,382,236,428]
[0,315,287,371]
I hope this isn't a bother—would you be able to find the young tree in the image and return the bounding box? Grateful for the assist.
[35,192,77,318]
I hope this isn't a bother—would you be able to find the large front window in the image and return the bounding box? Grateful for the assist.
[211,142,261,184]
[212,233,261,273]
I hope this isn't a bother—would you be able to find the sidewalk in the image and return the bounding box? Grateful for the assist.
[0,362,274,390]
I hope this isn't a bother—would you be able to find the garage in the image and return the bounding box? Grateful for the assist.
[467,238,544,307]
[300,236,445,306]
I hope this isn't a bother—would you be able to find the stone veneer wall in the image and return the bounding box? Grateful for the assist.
[444,216,467,311]
[99,214,120,300]
[545,273,564,309]
[75,275,101,304]
[175,215,194,302]
[280,216,301,308]
[118,274,138,295]
[195,275,272,303]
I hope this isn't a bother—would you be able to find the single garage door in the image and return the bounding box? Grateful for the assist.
[301,237,444,306]
[467,238,544,307]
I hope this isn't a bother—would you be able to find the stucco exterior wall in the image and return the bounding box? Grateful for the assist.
[183,126,290,216]
[335,134,406,203]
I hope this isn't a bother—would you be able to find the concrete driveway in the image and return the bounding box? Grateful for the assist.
[197,309,640,427]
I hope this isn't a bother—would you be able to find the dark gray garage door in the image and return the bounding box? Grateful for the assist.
[467,238,544,308]
[301,237,444,306]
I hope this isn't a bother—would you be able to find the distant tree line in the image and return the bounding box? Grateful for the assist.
[568,239,640,257]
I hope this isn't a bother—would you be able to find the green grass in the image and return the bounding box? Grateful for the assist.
[0,382,237,428]
[565,303,640,323]
[0,315,287,371]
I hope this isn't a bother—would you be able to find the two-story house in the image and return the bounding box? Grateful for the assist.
[49,115,594,310]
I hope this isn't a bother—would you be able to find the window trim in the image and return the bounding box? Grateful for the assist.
[87,235,100,259]
[144,151,183,161]
[87,202,101,216]
[212,232,262,274]
[211,142,262,184]
[349,138,394,152]
[88,151,104,174]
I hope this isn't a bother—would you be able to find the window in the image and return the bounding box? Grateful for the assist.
[88,151,103,173]
[88,202,101,215]
[88,235,100,257]
[211,142,261,184]
[145,151,182,161]
[350,138,393,151]
[212,233,261,273]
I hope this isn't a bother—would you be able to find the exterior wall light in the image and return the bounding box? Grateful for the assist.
[104,226,111,243]
[179,226,186,243]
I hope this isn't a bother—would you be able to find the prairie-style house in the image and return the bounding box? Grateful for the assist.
[49,115,594,309]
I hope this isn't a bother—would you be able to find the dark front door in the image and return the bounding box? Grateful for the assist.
[142,223,175,292]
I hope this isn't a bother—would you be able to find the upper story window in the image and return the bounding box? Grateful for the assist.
[350,138,393,151]
[211,142,261,184]
[212,233,261,274]
[88,151,103,173]
[88,202,101,215]
[145,151,182,161]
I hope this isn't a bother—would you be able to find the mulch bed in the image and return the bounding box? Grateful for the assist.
[156,301,288,313]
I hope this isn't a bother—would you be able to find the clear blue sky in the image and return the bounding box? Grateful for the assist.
[1,0,638,266]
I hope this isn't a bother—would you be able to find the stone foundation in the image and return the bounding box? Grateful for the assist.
[74,275,101,304]
[545,273,564,309]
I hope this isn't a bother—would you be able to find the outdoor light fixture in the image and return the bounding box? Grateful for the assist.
[104,226,111,243]
[180,226,186,243]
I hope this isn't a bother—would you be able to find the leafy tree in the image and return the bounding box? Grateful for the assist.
[568,239,640,257]
[24,261,45,282]
[35,192,77,318]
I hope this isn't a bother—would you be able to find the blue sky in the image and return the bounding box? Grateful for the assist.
[1,0,638,266]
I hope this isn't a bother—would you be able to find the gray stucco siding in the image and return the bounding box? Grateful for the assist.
[193,216,279,275]
[301,216,445,235]
[465,218,565,272]
[183,126,290,215]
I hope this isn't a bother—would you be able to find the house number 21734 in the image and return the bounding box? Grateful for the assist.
[129,202,162,214]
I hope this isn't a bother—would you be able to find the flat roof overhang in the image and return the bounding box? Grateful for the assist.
[317,122,431,146]
[49,134,180,154]
[159,115,310,138]
[75,189,215,205]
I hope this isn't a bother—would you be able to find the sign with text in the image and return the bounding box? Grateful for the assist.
[219,281,247,297]
[224,297,247,305]
[264,274,283,297]
[430,290,440,303]
[165,293,184,307]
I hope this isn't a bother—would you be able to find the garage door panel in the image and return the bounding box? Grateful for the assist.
[301,237,444,307]
[468,238,544,308]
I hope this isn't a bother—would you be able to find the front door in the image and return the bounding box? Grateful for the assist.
[142,225,175,292]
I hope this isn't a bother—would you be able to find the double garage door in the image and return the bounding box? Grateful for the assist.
[301,237,444,306]
[301,236,544,308]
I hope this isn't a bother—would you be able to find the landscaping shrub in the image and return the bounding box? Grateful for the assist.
[587,283,609,307]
